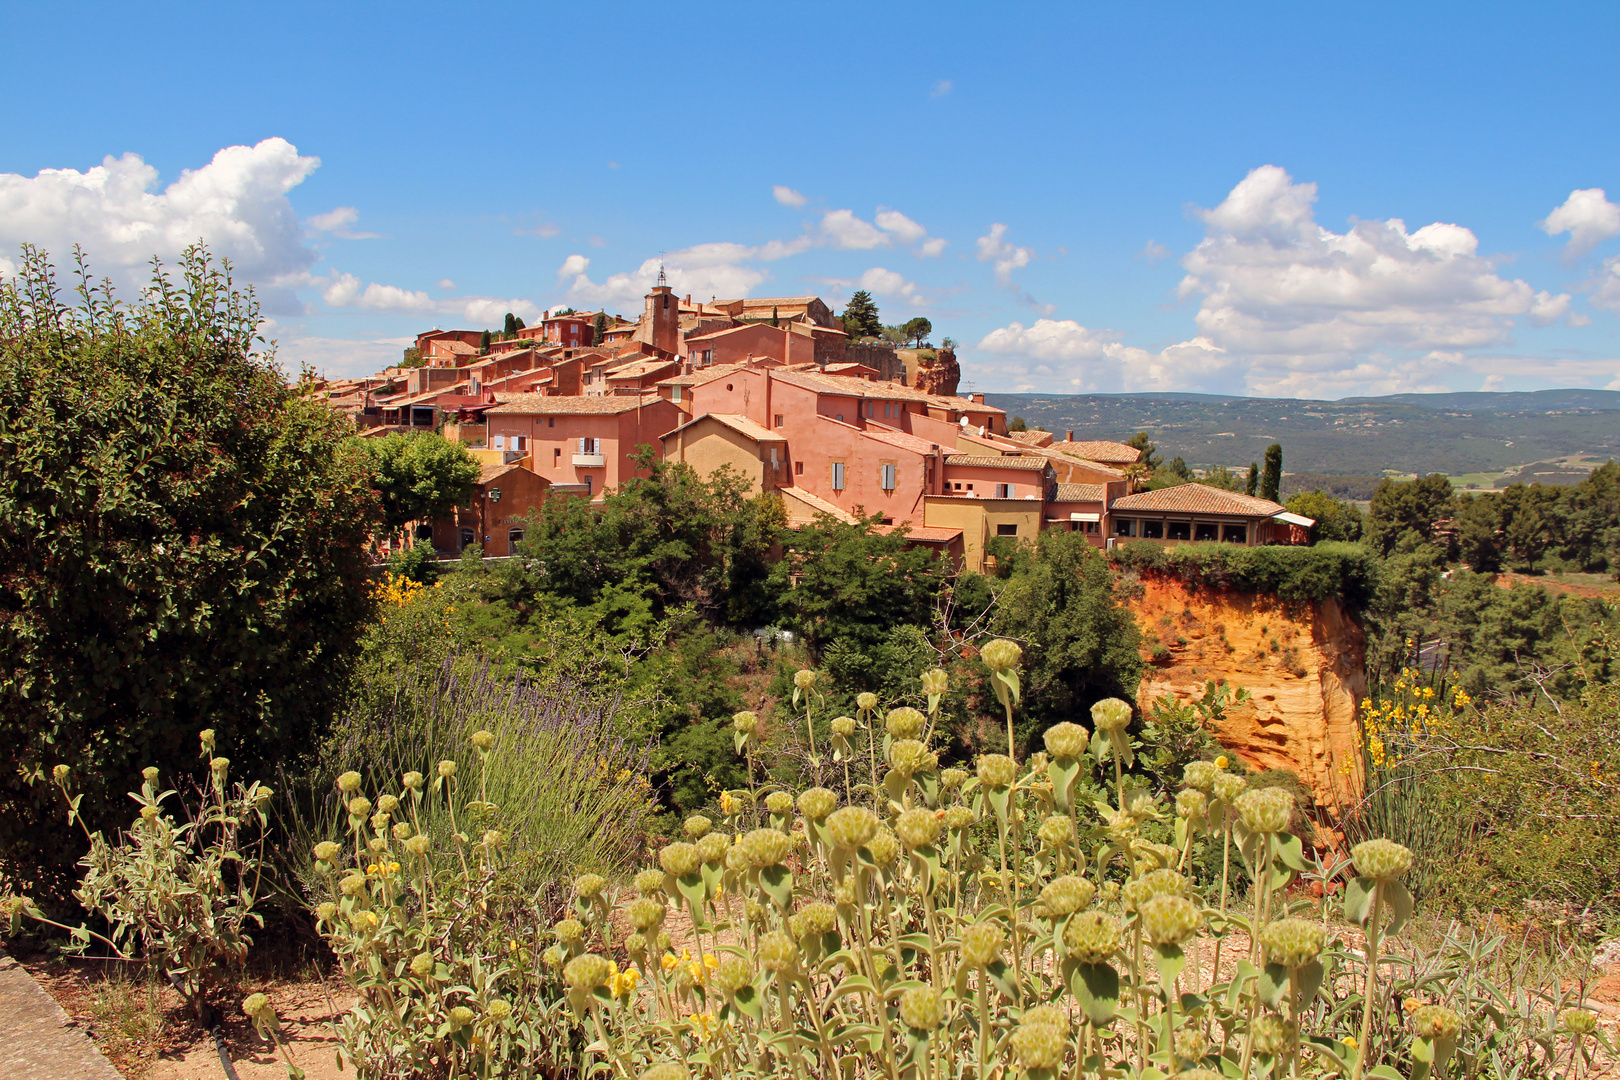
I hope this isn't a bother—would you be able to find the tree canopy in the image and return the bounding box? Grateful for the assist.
[841,290,882,339]
[365,431,483,533]
[1260,443,1283,503]
[0,246,380,889]
[1126,431,1161,470]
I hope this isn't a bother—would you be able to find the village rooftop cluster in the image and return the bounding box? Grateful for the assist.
[315,278,1310,572]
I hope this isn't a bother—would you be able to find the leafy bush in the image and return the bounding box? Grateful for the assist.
[1109,541,1380,609]
[7,730,270,1023]
[0,246,378,894]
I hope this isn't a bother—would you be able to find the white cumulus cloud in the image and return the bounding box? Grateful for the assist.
[773,185,807,207]
[0,138,321,301]
[821,209,890,250]
[856,267,927,306]
[1539,188,1620,259]
[1176,164,1573,393]
[975,319,1237,393]
[976,223,1034,283]
[875,209,947,257]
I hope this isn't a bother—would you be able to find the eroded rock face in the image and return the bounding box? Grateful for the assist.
[914,349,960,396]
[1126,576,1366,810]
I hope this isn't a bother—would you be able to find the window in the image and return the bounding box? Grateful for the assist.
[795,461,804,475]
[1167,520,1190,541]
[1082,521,1098,534]
[548,417,555,427]
[702,349,712,364]
[1195,522,1218,542]
[1223,524,1248,544]
[836,414,844,423]
[953,482,962,490]
[459,528,475,550]
[831,461,846,491]
[996,523,1018,537]
[415,523,434,539]
[865,401,874,418]
[1140,520,1164,539]
[774,415,784,428]
[508,528,524,548]
[493,435,506,450]
[880,463,897,491]
[1115,519,1136,537]
[578,437,601,454]
[585,476,593,495]
[994,483,1014,499]
[671,385,682,403]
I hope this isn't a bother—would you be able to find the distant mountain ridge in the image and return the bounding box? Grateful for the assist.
[981,388,1620,477]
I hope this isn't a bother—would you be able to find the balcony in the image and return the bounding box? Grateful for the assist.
[571,453,606,467]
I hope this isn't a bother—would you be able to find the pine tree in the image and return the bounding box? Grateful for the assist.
[478,329,491,355]
[503,312,517,336]
[1261,444,1283,503]
[1246,462,1259,497]
[842,290,881,339]
[592,312,607,346]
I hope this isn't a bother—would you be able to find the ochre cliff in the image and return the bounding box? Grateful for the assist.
[1125,576,1366,810]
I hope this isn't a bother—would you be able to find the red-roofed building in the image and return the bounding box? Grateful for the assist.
[485,393,680,498]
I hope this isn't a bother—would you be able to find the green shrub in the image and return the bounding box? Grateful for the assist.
[1108,540,1379,609]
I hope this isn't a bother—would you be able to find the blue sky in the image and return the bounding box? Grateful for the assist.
[3,1,1619,398]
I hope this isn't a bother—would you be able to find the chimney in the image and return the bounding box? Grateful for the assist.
[1066,429,1074,442]
[971,392,985,404]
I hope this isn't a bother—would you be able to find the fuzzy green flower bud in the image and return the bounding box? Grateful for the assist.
[977,753,1017,789]
[921,667,949,696]
[392,821,411,840]
[1351,838,1414,881]
[1090,697,1132,732]
[410,952,435,977]
[624,932,648,957]
[1010,1012,1066,1069]
[713,954,754,994]
[376,793,399,815]
[486,998,511,1021]
[1411,1004,1462,1041]
[370,812,391,834]
[553,918,584,945]
[405,834,431,857]
[1176,789,1209,820]
[446,1005,474,1027]
[900,986,944,1031]
[895,808,940,849]
[1043,722,1090,760]
[941,767,969,791]
[981,638,1022,673]
[470,729,494,750]
[857,692,879,711]
[242,992,271,1020]
[797,787,837,822]
[627,897,666,931]
[831,715,856,737]
[402,770,424,790]
[944,805,975,831]
[563,954,609,990]
[825,806,879,850]
[1037,814,1073,847]
[1260,918,1326,968]
[315,902,337,924]
[575,873,606,900]
[1040,875,1095,917]
[1123,868,1190,910]
[1140,894,1202,946]
[725,844,750,872]
[741,828,793,868]
[641,1065,687,1080]
[731,710,758,735]
[886,707,925,739]
[758,930,798,973]
[1183,761,1219,792]
[765,791,794,816]
[313,841,342,863]
[1064,910,1122,963]
[436,760,456,778]
[1250,1014,1297,1056]
[696,831,730,865]
[1561,1008,1597,1036]
[344,797,370,820]
[887,738,928,779]
[799,901,837,935]
[199,728,216,751]
[1174,1069,1223,1080]
[659,841,700,878]
[142,766,159,784]
[1174,1029,1212,1064]
[793,668,816,690]
[210,757,230,778]
[1236,786,1294,834]
[339,873,367,897]
[634,868,665,895]
[960,922,1004,968]
[867,827,899,867]
[676,814,709,839]
[139,804,161,824]
[542,946,565,970]
[1212,772,1247,804]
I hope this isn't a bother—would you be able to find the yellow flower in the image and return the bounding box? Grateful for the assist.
[690,1011,717,1043]
[661,953,679,973]
[1214,755,1230,770]
[719,791,736,816]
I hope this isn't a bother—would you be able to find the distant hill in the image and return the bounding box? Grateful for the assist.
[983,390,1620,477]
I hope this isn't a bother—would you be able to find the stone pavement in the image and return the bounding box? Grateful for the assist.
[0,949,124,1079]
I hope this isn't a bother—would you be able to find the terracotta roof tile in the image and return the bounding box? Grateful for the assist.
[1110,483,1285,516]
[1050,439,1142,465]
[663,412,785,442]
[945,454,1052,471]
[1053,483,1106,502]
[488,393,658,415]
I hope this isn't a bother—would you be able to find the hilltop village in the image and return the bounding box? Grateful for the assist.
[317,280,1310,571]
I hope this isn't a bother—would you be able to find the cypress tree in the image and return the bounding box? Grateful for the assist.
[1246,462,1259,497]
[1261,444,1283,503]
